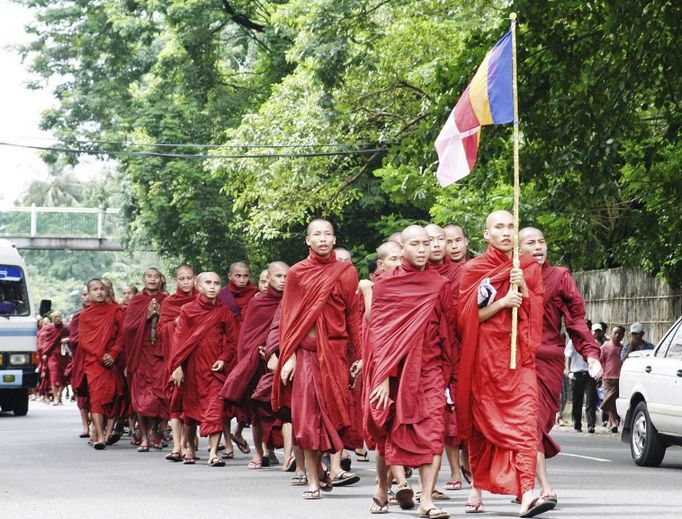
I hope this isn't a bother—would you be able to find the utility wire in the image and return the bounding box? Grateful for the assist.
[0,141,387,160]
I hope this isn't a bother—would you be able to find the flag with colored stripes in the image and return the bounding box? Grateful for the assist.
[435,31,514,187]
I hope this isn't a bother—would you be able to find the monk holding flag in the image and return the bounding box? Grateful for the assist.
[123,267,168,452]
[158,265,197,462]
[366,225,455,519]
[519,227,602,503]
[456,210,553,517]
[169,272,238,467]
[79,279,126,450]
[273,218,363,500]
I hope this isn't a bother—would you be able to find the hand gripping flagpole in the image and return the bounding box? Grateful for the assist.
[509,12,520,370]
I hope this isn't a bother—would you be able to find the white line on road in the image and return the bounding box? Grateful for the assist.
[558,452,611,462]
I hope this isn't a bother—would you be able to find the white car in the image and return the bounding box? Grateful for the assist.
[617,316,682,466]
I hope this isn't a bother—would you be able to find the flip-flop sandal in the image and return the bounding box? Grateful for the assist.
[165,452,183,462]
[331,470,360,487]
[79,433,90,438]
[431,489,450,501]
[445,480,462,491]
[355,449,370,462]
[302,489,321,500]
[183,457,196,465]
[418,507,450,518]
[106,433,121,446]
[283,456,297,472]
[395,483,415,510]
[268,451,279,465]
[320,471,334,492]
[262,456,271,467]
[542,494,558,504]
[248,459,263,469]
[340,456,352,472]
[137,446,149,453]
[291,474,308,486]
[460,466,472,484]
[387,490,398,507]
[208,457,225,467]
[519,497,556,518]
[93,442,106,450]
[465,501,484,514]
[217,443,226,451]
[221,451,234,459]
[151,441,164,450]
[370,497,389,514]
[231,434,251,454]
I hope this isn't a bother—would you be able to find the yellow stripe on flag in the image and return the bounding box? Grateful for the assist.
[468,52,494,126]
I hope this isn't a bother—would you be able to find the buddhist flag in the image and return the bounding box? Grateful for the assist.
[435,31,514,187]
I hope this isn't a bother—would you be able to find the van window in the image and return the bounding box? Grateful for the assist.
[0,265,30,316]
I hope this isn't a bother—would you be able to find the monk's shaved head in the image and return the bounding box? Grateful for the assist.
[401,225,430,269]
[519,227,547,266]
[485,210,514,230]
[267,261,289,291]
[444,224,466,238]
[424,223,446,263]
[376,240,402,260]
[334,247,352,263]
[401,225,429,244]
[196,271,221,284]
[444,223,469,263]
[196,272,221,300]
[267,261,289,275]
[307,218,334,236]
[388,232,403,245]
[519,227,544,242]
[484,210,514,255]
[425,223,445,235]
[229,261,250,274]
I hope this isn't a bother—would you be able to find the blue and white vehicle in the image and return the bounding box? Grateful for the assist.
[0,239,47,416]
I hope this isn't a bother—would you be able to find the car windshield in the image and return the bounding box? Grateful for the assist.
[0,265,30,317]
[667,326,682,361]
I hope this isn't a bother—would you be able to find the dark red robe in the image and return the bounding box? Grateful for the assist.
[41,323,69,387]
[158,287,198,420]
[169,295,238,436]
[366,261,455,466]
[456,245,544,498]
[79,303,126,416]
[67,310,89,410]
[272,249,363,453]
[123,290,169,419]
[535,261,601,458]
[229,282,259,328]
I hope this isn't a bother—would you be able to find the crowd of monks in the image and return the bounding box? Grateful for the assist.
[37,210,604,519]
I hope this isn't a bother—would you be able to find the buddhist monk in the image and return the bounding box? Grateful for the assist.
[123,267,169,452]
[67,287,91,437]
[456,210,552,517]
[258,270,269,294]
[101,278,116,304]
[366,225,455,518]
[121,284,138,306]
[41,311,69,406]
[79,279,126,450]
[424,223,464,497]
[388,232,403,245]
[273,218,363,499]
[444,224,469,264]
[169,272,239,466]
[221,261,289,469]
[519,227,603,504]
[158,265,197,462]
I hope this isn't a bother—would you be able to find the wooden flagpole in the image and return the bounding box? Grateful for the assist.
[509,12,520,369]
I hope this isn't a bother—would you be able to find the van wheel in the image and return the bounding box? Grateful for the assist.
[12,389,29,416]
[630,401,666,466]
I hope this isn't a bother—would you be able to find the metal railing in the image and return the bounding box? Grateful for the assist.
[0,205,124,240]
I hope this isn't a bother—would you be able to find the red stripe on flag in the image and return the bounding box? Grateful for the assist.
[462,133,479,171]
[454,86,480,133]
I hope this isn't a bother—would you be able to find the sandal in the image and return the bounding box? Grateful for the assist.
[460,465,472,484]
[431,489,450,501]
[542,493,558,504]
[137,445,149,453]
[395,482,415,510]
[340,456,352,472]
[370,496,389,514]
[182,456,196,465]
[445,480,462,491]
[519,497,556,518]
[93,442,106,451]
[165,451,183,462]
[79,433,90,438]
[387,489,398,507]
[268,450,279,465]
[221,451,234,460]
[208,457,225,467]
[302,489,321,500]
[418,506,450,518]
[465,501,484,514]
[319,471,334,492]
[231,434,251,454]
[291,474,308,486]
[355,449,370,462]
[106,433,121,446]
[331,470,360,487]
[283,456,297,472]
[248,459,263,469]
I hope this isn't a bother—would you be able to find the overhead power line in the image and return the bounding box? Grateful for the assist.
[0,141,387,160]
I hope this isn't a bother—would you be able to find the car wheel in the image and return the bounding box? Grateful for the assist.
[630,401,666,467]
[12,389,29,416]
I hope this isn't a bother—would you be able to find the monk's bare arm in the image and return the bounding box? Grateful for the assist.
[358,280,374,321]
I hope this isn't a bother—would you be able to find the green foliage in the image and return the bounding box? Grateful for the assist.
[17,0,682,283]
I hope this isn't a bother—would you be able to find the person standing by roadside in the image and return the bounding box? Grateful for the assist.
[620,322,655,360]
[565,339,598,433]
[600,326,624,433]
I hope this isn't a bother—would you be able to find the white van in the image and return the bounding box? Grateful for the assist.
[0,239,49,416]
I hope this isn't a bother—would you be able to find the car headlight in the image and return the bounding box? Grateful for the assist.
[9,353,30,366]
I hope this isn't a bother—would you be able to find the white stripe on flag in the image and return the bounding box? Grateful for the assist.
[435,109,480,187]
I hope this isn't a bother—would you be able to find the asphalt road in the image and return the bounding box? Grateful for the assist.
[1,401,681,519]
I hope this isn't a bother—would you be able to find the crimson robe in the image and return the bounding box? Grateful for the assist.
[123,290,168,419]
[273,249,363,453]
[67,310,89,410]
[169,295,238,436]
[229,282,259,328]
[158,287,198,420]
[456,245,544,498]
[366,261,455,466]
[536,261,601,457]
[41,323,69,386]
[80,303,125,416]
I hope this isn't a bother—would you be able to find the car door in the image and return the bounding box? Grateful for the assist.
[647,320,682,435]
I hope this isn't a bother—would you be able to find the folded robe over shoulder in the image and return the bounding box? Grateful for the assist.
[273,249,363,451]
[366,261,455,466]
[456,245,543,498]
[123,289,168,418]
[535,261,600,458]
[79,303,125,416]
[229,282,259,327]
[221,285,282,406]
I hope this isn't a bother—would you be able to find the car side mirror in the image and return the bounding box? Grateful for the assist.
[39,299,52,317]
